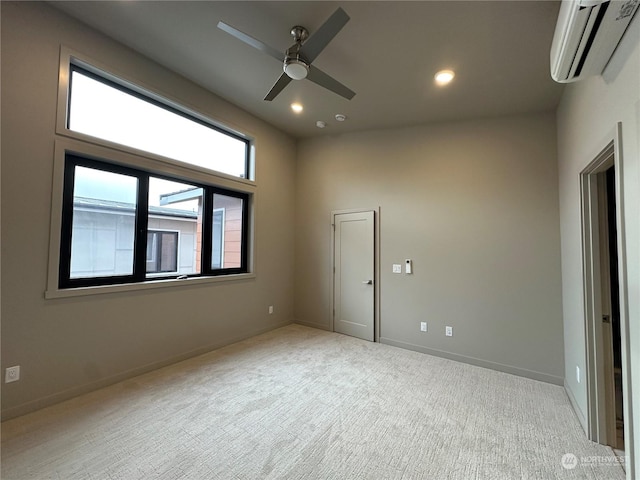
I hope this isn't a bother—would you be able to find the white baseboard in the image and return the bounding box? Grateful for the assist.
[380,336,564,386]
[563,379,588,433]
[294,319,331,331]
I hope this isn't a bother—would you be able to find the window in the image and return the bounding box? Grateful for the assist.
[67,165,138,279]
[148,177,202,276]
[48,54,255,296]
[59,154,249,289]
[68,65,250,179]
[212,194,245,270]
[146,231,178,274]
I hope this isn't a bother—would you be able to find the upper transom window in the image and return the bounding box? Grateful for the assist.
[68,65,250,179]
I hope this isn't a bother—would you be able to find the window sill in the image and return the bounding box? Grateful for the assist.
[45,273,256,299]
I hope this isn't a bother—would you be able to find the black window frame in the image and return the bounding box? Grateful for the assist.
[59,153,249,289]
[68,64,251,180]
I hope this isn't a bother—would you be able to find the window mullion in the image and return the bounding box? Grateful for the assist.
[201,186,214,274]
[241,194,249,272]
[58,158,77,288]
[134,174,150,281]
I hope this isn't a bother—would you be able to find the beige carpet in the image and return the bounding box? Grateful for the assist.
[1,325,625,479]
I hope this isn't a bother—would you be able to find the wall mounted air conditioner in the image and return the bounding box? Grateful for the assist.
[550,0,639,82]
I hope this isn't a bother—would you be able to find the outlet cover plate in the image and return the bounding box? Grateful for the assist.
[5,366,20,383]
[445,326,453,337]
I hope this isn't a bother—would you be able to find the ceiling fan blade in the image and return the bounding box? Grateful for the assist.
[307,66,355,100]
[217,21,283,62]
[299,7,350,63]
[264,73,293,101]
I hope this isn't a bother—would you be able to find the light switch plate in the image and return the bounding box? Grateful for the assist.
[392,264,402,274]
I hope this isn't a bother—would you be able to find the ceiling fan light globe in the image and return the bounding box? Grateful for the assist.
[284,60,309,80]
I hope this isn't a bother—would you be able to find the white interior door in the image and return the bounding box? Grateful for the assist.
[333,211,374,341]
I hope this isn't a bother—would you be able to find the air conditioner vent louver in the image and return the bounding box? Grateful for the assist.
[573,1,609,76]
[550,0,639,83]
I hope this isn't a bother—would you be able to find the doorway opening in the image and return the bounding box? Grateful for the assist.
[579,131,630,461]
[600,166,624,452]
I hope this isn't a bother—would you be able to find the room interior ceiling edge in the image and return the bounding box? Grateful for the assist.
[48,1,566,139]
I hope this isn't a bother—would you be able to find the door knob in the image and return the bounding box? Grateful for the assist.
[362,280,373,285]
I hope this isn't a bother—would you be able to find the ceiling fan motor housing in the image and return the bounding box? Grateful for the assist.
[284,27,310,80]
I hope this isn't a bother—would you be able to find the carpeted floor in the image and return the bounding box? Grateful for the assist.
[1,324,625,479]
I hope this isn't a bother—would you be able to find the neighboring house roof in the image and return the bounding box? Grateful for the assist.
[160,187,203,205]
[74,196,198,219]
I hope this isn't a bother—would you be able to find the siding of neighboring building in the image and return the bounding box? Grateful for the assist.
[70,200,198,278]
[215,194,243,268]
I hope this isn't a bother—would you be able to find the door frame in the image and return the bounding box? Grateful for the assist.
[331,207,381,341]
[579,123,633,471]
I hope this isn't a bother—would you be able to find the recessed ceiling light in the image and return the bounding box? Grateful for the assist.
[335,114,347,122]
[316,121,327,128]
[434,70,455,86]
[291,103,303,113]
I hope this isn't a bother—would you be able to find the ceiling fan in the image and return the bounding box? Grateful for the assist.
[217,7,356,102]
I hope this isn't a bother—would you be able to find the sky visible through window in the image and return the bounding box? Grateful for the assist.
[73,167,199,212]
[69,70,247,179]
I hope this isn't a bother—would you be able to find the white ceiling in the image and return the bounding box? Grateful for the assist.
[51,1,565,139]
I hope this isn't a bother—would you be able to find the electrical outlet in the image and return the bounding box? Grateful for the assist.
[268,306,274,315]
[420,322,427,332]
[5,366,20,383]
[445,326,453,337]
[576,366,580,383]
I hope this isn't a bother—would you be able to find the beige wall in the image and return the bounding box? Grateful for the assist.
[556,18,639,476]
[295,113,565,384]
[0,2,296,419]
[10,4,632,454]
